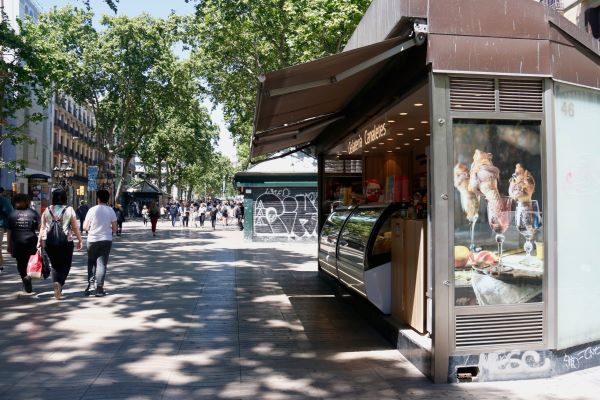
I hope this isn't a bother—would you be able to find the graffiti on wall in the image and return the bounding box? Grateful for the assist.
[477,350,552,381]
[253,188,318,239]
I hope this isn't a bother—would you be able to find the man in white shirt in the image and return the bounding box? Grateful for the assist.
[83,189,117,297]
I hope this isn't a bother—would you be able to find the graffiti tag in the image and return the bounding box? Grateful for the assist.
[563,346,600,370]
[253,188,318,239]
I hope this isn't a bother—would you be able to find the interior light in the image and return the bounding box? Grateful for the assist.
[387,150,393,153]
[414,138,421,141]
[399,112,408,116]
[387,138,393,141]
[426,133,431,136]
[395,147,401,149]
[414,103,423,107]
[396,133,404,136]
[364,150,370,153]
[342,150,347,153]
[404,143,410,146]
[420,120,429,124]
[408,127,415,131]
[378,142,384,145]
[387,119,395,123]
[371,146,376,149]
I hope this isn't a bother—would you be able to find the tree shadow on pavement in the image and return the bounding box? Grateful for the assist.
[0,223,592,400]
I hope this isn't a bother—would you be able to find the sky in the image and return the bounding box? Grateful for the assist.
[34,0,239,165]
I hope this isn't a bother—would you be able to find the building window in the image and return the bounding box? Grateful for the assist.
[585,6,600,39]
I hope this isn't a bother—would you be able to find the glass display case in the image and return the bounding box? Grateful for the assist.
[318,203,401,313]
[318,205,355,277]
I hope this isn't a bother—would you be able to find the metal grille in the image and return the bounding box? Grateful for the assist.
[499,79,544,113]
[449,77,495,111]
[455,311,543,349]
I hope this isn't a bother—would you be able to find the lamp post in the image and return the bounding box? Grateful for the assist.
[52,159,75,206]
[52,159,74,190]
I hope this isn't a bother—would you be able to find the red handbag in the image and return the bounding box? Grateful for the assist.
[27,251,43,280]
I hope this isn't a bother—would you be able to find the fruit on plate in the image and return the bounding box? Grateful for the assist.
[468,250,498,266]
[454,246,471,268]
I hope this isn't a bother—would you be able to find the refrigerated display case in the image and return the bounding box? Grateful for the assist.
[318,205,355,278]
[318,203,401,313]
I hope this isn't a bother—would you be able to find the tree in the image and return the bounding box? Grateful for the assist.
[21,7,198,200]
[188,0,370,166]
[0,10,53,173]
[137,99,219,200]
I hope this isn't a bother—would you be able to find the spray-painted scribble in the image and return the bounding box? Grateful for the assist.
[477,350,552,380]
[253,188,318,239]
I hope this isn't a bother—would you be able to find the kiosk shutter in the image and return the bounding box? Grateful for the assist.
[252,187,318,241]
[455,310,543,349]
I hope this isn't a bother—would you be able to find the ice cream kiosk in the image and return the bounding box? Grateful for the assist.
[251,0,600,383]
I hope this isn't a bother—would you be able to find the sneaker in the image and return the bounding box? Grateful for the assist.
[95,285,105,297]
[22,276,33,293]
[53,282,62,300]
[84,283,94,296]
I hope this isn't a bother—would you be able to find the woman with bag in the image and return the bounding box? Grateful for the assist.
[38,189,83,300]
[6,194,40,293]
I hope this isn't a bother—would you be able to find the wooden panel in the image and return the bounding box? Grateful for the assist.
[403,219,427,333]
[391,218,405,320]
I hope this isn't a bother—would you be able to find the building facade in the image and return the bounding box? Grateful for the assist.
[1,0,53,205]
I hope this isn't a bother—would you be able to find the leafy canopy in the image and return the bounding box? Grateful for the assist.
[188,0,370,166]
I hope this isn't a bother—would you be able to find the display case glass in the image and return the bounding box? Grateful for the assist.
[452,119,544,307]
[336,204,399,295]
[318,206,354,276]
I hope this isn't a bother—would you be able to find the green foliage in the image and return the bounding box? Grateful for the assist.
[188,0,370,166]
[0,12,54,172]
[21,7,203,198]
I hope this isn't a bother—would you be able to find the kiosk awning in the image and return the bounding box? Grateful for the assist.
[252,34,425,159]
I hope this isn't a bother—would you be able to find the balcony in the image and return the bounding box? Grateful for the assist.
[540,0,563,10]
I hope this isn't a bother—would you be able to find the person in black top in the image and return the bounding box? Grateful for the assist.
[6,194,40,293]
[113,203,125,236]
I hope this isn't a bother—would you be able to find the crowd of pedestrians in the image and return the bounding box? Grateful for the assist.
[138,199,244,234]
[0,188,243,297]
[0,187,117,299]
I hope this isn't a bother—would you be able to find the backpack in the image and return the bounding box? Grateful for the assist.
[46,207,68,246]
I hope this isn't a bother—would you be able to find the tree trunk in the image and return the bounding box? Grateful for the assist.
[114,155,133,205]
[186,186,192,202]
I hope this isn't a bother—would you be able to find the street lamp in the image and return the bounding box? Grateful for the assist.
[52,159,74,190]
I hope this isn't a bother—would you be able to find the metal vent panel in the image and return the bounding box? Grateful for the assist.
[499,79,543,113]
[456,311,543,349]
[450,77,495,111]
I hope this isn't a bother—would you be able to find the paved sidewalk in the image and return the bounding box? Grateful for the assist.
[0,221,598,399]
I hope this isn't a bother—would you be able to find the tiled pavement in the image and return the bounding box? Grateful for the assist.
[0,220,599,400]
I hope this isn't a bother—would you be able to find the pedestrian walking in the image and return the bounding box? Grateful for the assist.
[113,203,125,236]
[0,187,14,273]
[199,203,206,227]
[83,189,117,297]
[192,206,199,228]
[6,194,40,293]
[149,202,160,237]
[181,203,190,227]
[142,205,149,226]
[210,206,217,230]
[169,203,178,227]
[38,189,83,300]
[76,200,89,232]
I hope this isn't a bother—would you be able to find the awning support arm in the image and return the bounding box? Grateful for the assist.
[267,26,427,98]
